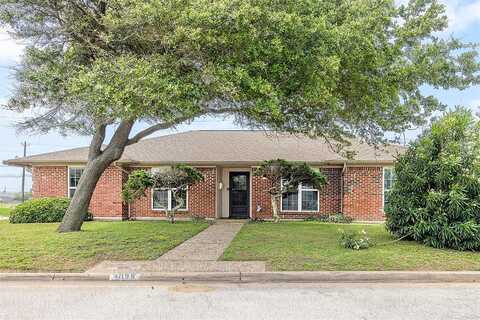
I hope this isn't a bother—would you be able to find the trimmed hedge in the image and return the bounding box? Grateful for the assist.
[9,197,92,224]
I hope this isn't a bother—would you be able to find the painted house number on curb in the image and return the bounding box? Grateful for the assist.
[109,273,140,281]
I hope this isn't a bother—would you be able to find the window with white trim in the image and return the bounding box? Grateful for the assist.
[281,181,319,212]
[152,188,187,210]
[68,167,84,198]
[383,167,396,207]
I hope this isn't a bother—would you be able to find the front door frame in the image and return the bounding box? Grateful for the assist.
[221,168,252,219]
[228,171,250,219]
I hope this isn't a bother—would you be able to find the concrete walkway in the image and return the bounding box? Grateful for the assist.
[158,220,244,261]
[87,220,266,273]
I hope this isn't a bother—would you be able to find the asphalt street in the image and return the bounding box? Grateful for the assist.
[0,281,478,320]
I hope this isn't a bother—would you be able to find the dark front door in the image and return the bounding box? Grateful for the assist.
[229,172,250,219]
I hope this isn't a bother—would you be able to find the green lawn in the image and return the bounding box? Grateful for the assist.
[0,220,208,272]
[222,222,480,271]
[0,204,14,217]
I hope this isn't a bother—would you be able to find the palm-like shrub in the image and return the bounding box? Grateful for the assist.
[386,109,480,250]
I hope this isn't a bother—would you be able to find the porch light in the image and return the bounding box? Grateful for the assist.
[218,182,223,190]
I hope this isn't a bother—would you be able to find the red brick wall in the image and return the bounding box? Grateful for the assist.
[251,175,272,219]
[251,168,343,219]
[188,167,217,218]
[129,167,217,219]
[32,166,68,198]
[32,166,125,219]
[89,167,125,219]
[343,166,384,221]
[31,164,385,221]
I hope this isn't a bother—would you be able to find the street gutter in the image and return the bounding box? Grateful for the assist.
[1,271,480,283]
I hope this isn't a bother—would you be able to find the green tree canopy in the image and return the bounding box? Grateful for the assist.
[1,0,478,231]
[386,109,480,251]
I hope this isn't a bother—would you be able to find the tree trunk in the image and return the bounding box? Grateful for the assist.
[57,121,134,232]
[167,210,175,224]
[271,195,280,223]
[168,191,185,224]
[57,157,114,232]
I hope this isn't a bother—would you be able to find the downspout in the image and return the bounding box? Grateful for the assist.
[340,162,347,214]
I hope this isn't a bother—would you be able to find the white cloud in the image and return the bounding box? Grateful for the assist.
[0,28,25,65]
[442,0,480,32]
[395,0,480,33]
[468,99,480,109]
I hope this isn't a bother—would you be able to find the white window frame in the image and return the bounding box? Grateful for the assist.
[67,166,85,198]
[280,181,320,213]
[151,187,189,211]
[383,167,395,209]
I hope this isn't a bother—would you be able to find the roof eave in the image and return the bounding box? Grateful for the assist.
[4,159,397,167]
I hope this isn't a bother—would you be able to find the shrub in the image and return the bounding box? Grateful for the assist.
[190,215,207,224]
[385,109,480,251]
[9,197,92,224]
[328,213,354,224]
[338,229,373,250]
[304,213,353,223]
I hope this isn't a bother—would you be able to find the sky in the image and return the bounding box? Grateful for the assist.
[0,0,480,193]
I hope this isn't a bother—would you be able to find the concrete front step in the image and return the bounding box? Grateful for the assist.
[87,260,266,273]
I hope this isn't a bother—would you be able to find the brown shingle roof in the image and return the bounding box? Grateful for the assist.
[4,130,405,166]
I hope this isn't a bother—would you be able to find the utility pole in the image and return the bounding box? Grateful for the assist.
[21,141,26,203]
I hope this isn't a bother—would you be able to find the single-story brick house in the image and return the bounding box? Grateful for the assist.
[5,130,403,221]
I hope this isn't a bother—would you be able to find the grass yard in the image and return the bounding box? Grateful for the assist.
[222,222,480,271]
[0,220,208,272]
[0,204,14,217]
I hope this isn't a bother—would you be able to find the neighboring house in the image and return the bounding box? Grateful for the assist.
[4,130,403,221]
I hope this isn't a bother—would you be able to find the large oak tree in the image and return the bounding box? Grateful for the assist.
[0,0,478,232]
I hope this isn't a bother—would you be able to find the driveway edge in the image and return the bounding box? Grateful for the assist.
[2,271,480,283]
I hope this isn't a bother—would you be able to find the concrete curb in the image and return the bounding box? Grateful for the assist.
[2,271,480,283]
[239,271,480,283]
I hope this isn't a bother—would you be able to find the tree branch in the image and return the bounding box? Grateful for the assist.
[88,123,106,160]
[110,120,135,145]
[125,104,240,146]
[102,120,135,160]
[126,114,203,146]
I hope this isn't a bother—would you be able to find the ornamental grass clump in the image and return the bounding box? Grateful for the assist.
[385,109,480,251]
